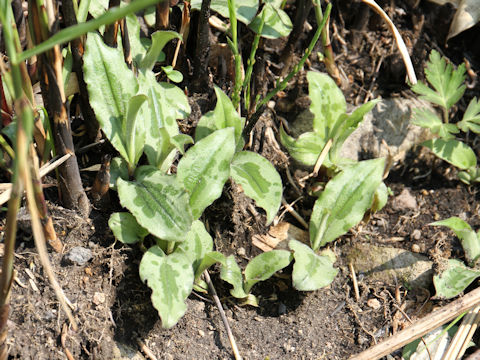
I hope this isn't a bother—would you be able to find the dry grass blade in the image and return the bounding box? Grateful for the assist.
[350,286,480,359]
[361,0,417,84]
[444,305,480,359]
[0,153,71,206]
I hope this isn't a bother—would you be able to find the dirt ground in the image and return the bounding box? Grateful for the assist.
[3,0,480,359]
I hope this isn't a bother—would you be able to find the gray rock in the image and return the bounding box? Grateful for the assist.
[340,97,435,162]
[63,246,93,266]
[347,243,433,289]
[392,188,418,211]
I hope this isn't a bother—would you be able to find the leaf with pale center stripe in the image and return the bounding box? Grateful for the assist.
[230,151,282,224]
[117,169,192,242]
[139,246,193,328]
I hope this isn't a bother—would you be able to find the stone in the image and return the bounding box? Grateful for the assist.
[63,246,93,266]
[392,188,418,211]
[346,243,433,289]
[340,97,435,162]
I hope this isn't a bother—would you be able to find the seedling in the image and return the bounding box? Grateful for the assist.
[431,217,480,299]
[410,50,480,184]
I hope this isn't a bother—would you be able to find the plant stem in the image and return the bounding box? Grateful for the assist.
[227,0,242,110]
[243,2,332,139]
[243,10,264,112]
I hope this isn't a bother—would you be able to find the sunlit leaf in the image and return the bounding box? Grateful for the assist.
[433,259,480,299]
[109,212,149,244]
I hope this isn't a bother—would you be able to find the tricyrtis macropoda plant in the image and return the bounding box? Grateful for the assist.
[410,50,480,184]
[280,71,387,290]
[430,217,480,299]
[84,25,287,327]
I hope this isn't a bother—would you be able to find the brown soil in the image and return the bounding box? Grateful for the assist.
[3,1,480,359]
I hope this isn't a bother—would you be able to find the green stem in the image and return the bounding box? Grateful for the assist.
[167,241,175,255]
[256,2,331,111]
[227,0,242,111]
[17,0,163,64]
[0,134,15,159]
[243,10,265,112]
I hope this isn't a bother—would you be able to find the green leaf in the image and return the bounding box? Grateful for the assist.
[126,13,149,67]
[458,97,480,133]
[108,212,149,244]
[126,94,147,165]
[162,65,183,83]
[307,71,346,139]
[371,182,389,213]
[431,217,480,264]
[310,158,385,248]
[195,86,245,150]
[88,0,108,18]
[178,128,235,219]
[289,240,338,291]
[117,169,193,242]
[139,246,194,328]
[84,32,138,163]
[191,0,258,25]
[230,151,282,225]
[411,50,466,110]
[243,250,292,293]
[109,157,129,190]
[422,138,477,170]
[412,108,459,139]
[177,220,213,272]
[249,3,292,39]
[279,127,327,166]
[194,251,226,281]
[433,259,480,299]
[220,255,248,299]
[138,71,190,167]
[140,31,182,71]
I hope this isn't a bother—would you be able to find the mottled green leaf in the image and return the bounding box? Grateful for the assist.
[109,212,149,244]
[307,71,346,138]
[289,240,338,291]
[191,0,258,25]
[84,32,138,164]
[310,158,385,248]
[177,220,213,271]
[230,151,282,224]
[431,217,480,264]
[279,127,327,166]
[220,255,247,299]
[243,250,292,293]
[434,259,480,299]
[195,86,245,150]
[139,246,194,328]
[423,138,477,170]
[194,251,226,281]
[249,3,292,39]
[117,169,193,242]
[109,156,128,190]
[125,94,147,165]
[178,128,235,219]
[140,31,182,71]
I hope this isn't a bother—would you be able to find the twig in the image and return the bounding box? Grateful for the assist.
[361,0,417,84]
[203,270,242,360]
[350,286,480,360]
[137,338,158,360]
[444,305,480,360]
[349,263,360,302]
[281,197,308,229]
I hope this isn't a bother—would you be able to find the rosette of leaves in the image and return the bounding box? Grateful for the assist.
[410,50,480,184]
[280,71,379,170]
[431,217,480,299]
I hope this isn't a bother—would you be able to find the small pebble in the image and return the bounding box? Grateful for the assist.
[367,298,381,309]
[411,244,421,253]
[392,188,418,211]
[93,292,105,305]
[237,247,246,257]
[63,247,93,266]
[411,229,421,240]
[198,330,205,337]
